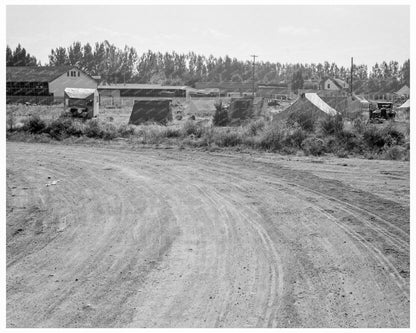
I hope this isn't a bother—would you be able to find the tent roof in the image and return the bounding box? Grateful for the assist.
[398,99,410,108]
[64,88,96,99]
[305,93,338,116]
[395,85,410,96]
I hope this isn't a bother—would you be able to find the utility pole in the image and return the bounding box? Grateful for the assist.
[251,55,258,97]
[350,57,353,96]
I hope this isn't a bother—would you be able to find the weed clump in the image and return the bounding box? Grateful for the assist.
[23,115,47,134]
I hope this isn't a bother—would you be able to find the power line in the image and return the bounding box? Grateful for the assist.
[251,55,258,97]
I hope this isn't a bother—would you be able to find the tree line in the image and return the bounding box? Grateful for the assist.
[6,42,410,93]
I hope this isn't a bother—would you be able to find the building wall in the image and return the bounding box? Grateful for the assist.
[324,79,340,91]
[49,69,97,99]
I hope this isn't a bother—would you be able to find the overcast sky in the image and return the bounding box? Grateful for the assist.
[6,5,410,67]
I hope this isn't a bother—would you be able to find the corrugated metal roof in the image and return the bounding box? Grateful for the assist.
[64,88,96,99]
[6,66,76,82]
[98,84,188,90]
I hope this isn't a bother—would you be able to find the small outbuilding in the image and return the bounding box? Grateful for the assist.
[64,88,99,119]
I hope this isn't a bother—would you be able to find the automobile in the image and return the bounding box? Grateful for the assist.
[369,101,395,122]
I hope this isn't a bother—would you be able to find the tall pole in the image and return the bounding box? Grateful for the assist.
[251,55,258,97]
[350,57,353,96]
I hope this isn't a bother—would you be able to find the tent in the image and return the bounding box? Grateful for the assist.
[320,94,369,118]
[395,85,410,97]
[399,99,410,109]
[396,99,410,121]
[228,97,254,125]
[273,93,338,123]
[128,99,172,125]
[304,93,337,115]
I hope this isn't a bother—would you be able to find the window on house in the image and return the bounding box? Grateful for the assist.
[327,83,330,89]
[78,71,80,77]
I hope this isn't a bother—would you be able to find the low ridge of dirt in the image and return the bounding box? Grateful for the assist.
[6,142,409,328]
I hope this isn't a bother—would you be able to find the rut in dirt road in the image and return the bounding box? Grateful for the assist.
[6,142,410,328]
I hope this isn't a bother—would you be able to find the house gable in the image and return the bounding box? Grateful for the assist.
[49,68,98,98]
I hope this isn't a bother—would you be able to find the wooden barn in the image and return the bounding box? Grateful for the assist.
[6,66,98,104]
[98,84,187,107]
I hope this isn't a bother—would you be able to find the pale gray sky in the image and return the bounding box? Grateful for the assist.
[6,5,410,67]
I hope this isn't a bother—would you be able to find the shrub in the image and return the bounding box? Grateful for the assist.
[337,128,362,152]
[382,124,405,146]
[382,146,406,160]
[165,127,182,138]
[319,114,343,136]
[23,115,47,134]
[85,119,117,140]
[286,109,316,132]
[259,125,284,151]
[336,149,349,158]
[201,126,215,147]
[352,118,366,134]
[214,130,242,147]
[118,124,136,138]
[7,106,18,131]
[363,125,387,149]
[182,120,203,137]
[363,124,405,150]
[46,117,84,140]
[301,137,325,156]
[245,118,266,136]
[284,126,307,148]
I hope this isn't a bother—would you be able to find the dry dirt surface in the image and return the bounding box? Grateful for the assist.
[6,142,410,328]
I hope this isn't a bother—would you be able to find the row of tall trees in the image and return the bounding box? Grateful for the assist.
[6,44,38,66]
[6,41,410,93]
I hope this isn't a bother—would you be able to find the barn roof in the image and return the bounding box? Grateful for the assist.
[6,66,76,83]
[98,84,188,90]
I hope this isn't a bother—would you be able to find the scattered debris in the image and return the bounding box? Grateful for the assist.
[46,180,62,187]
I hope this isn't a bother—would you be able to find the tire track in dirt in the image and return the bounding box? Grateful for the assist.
[6,142,409,328]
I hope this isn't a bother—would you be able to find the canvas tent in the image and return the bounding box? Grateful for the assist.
[228,97,254,125]
[64,88,99,119]
[399,99,410,109]
[320,94,369,119]
[305,93,338,116]
[273,93,339,123]
[395,85,410,98]
[128,99,172,125]
[396,99,410,121]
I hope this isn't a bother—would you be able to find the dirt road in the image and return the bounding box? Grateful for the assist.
[6,142,410,328]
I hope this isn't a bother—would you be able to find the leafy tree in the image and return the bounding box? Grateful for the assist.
[291,69,304,93]
[7,44,37,66]
[49,47,69,66]
[400,59,410,87]
[68,41,83,66]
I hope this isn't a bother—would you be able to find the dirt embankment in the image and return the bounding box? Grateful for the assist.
[6,142,409,328]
